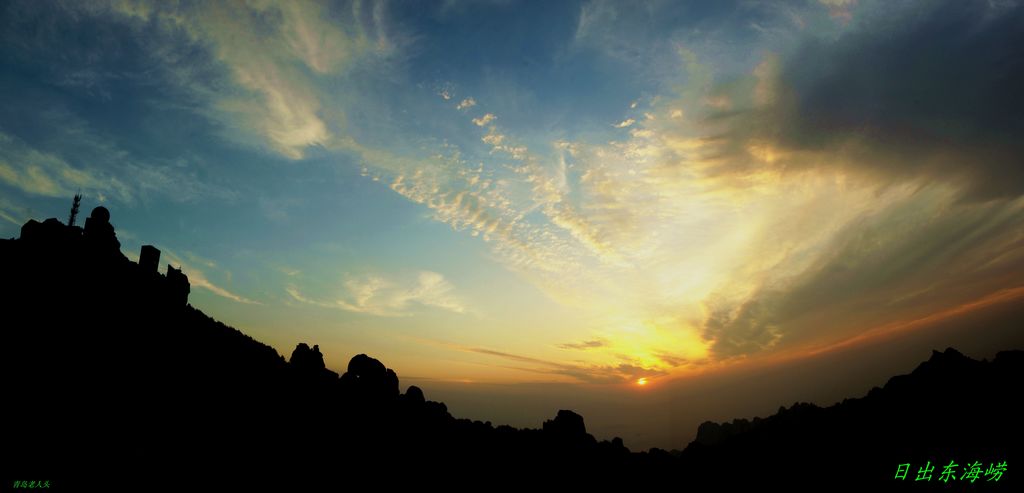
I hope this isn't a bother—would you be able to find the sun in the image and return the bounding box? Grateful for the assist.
[636,377,648,386]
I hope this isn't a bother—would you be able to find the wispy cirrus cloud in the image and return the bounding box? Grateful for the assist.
[465,347,666,384]
[182,263,260,306]
[287,270,466,317]
[558,339,606,350]
[0,131,132,202]
[0,118,234,206]
[99,0,397,159]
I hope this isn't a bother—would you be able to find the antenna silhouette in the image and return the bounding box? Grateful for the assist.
[67,192,82,227]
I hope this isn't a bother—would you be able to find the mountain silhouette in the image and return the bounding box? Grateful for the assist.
[1,206,1020,489]
[682,347,1021,489]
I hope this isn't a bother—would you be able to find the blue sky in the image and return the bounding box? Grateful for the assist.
[3,0,1023,449]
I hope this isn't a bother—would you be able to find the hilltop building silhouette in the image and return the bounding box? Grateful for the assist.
[83,205,120,253]
[16,200,190,306]
[139,244,160,273]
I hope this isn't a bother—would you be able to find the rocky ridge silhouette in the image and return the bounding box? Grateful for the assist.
[1,207,1019,489]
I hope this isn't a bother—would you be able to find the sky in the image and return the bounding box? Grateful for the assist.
[2,0,1023,450]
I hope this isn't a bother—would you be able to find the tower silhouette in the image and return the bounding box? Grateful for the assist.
[67,193,82,227]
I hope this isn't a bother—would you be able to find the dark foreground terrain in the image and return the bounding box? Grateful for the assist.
[2,208,1019,489]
